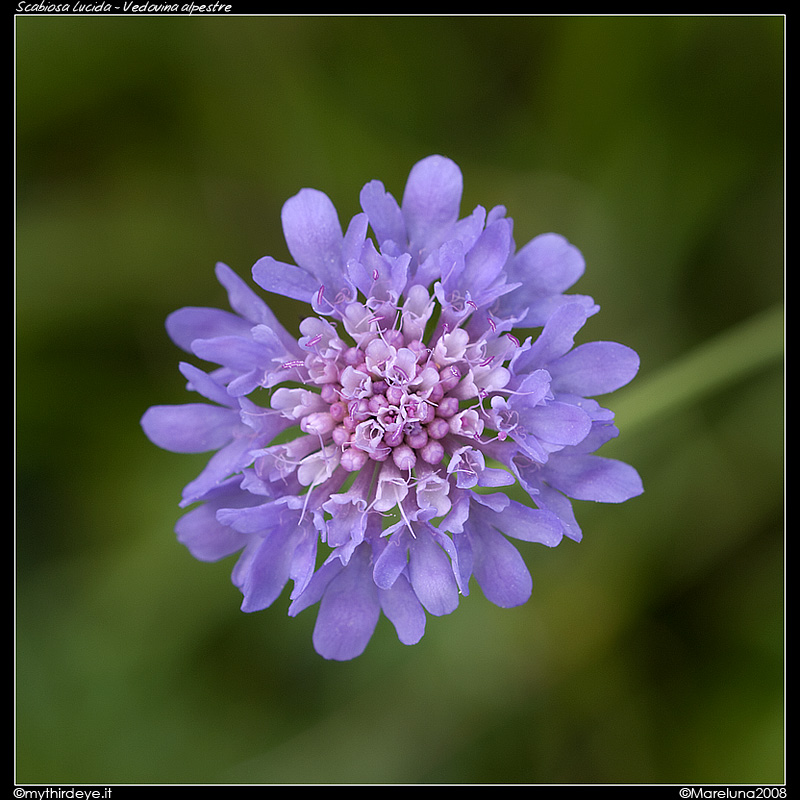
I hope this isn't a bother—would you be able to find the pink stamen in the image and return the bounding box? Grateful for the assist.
[506,333,520,347]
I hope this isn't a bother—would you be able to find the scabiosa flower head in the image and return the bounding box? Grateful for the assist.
[141,155,643,660]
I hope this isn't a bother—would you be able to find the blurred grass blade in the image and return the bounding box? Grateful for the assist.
[614,302,784,433]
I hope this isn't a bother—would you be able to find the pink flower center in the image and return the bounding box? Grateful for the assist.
[300,324,465,473]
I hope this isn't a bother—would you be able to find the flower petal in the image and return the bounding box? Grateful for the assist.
[513,463,584,543]
[378,572,426,646]
[166,307,253,352]
[498,233,598,327]
[408,528,459,616]
[545,454,644,503]
[215,262,301,354]
[175,480,252,561]
[518,400,593,447]
[511,302,589,374]
[287,558,342,617]
[312,544,380,661]
[401,154,463,254]
[251,255,320,302]
[216,498,285,534]
[179,436,259,507]
[360,179,406,247]
[140,404,238,453]
[238,532,293,612]
[281,188,344,290]
[178,362,236,407]
[372,529,410,590]
[472,497,564,547]
[214,262,270,325]
[512,232,586,295]
[460,217,513,301]
[549,341,640,396]
[191,334,272,374]
[467,521,532,608]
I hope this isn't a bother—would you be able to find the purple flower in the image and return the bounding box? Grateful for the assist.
[141,155,643,660]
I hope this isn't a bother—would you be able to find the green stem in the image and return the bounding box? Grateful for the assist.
[612,302,784,433]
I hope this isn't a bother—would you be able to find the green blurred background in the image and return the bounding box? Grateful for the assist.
[16,15,784,785]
